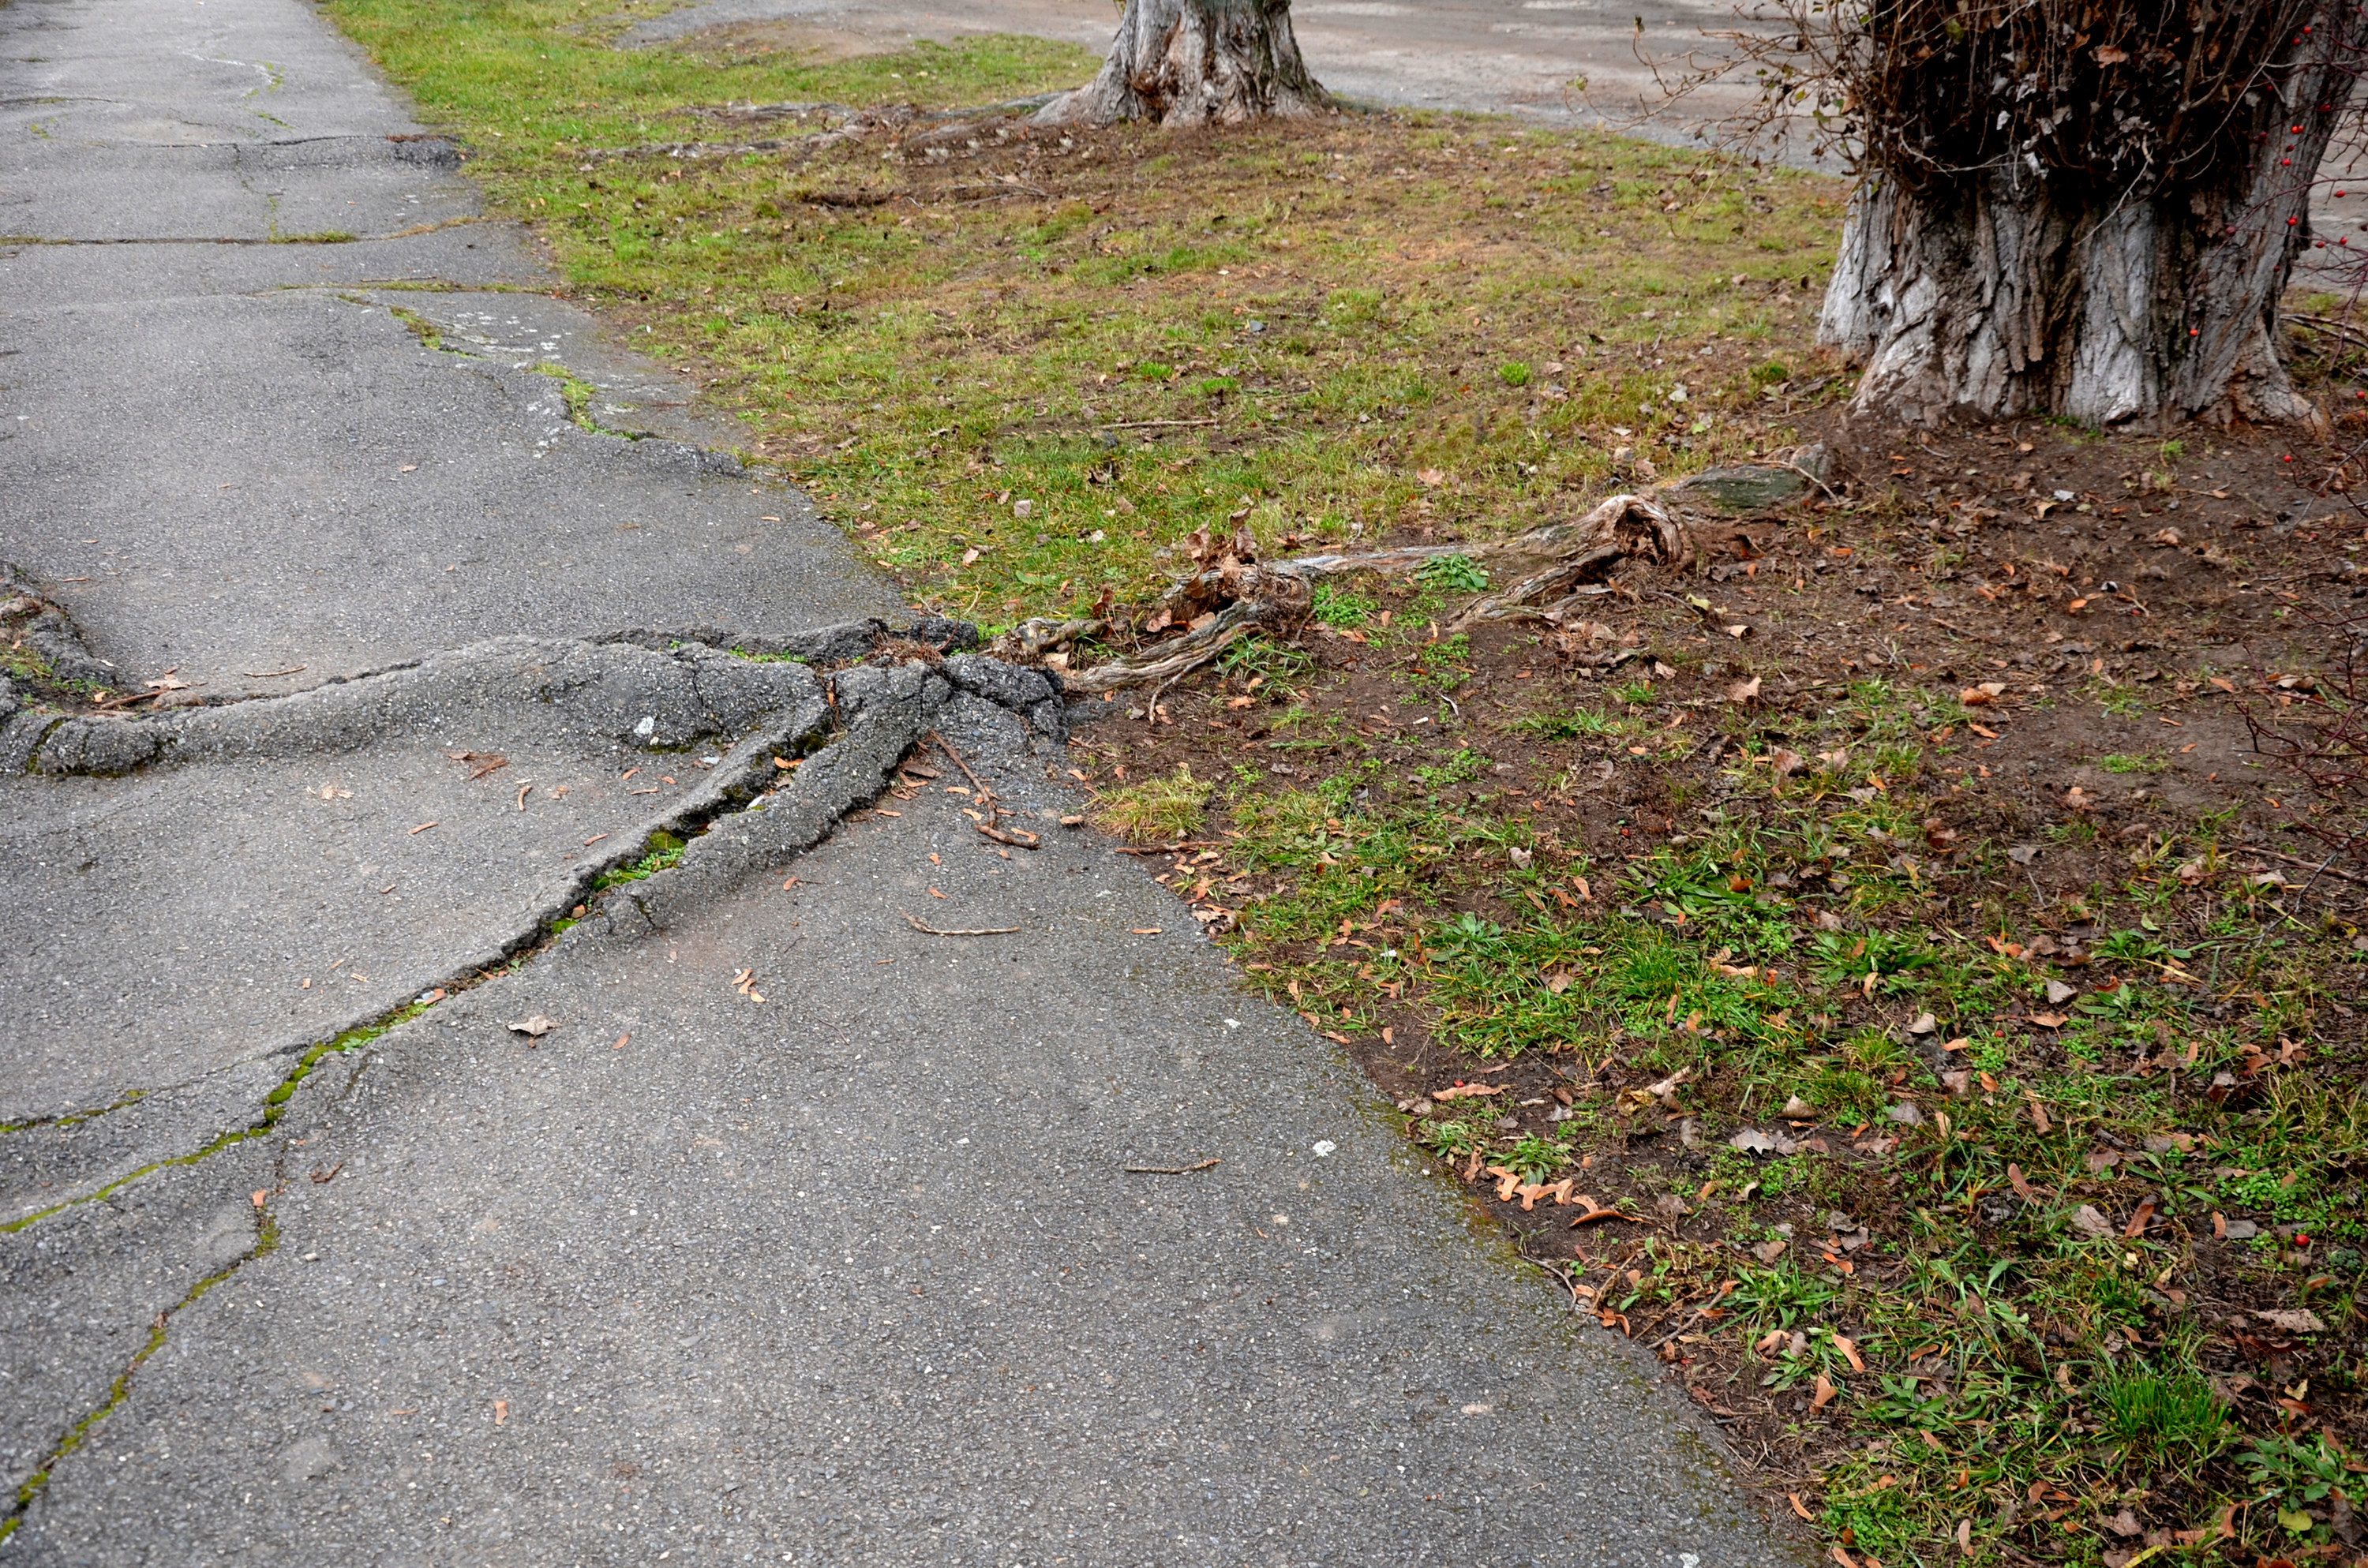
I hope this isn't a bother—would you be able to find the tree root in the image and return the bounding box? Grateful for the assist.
[986,493,1693,694]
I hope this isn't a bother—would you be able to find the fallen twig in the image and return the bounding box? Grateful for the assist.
[903,911,1021,936]
[1123,1158,1220,1174]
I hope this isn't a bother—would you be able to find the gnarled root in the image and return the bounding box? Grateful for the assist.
[989,493,1688,694]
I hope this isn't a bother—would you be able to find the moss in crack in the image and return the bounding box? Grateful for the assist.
[0,997,436,1235]
[0,1210,279,1543]
[385,303,456,354]
[0,1087,149,1136]
[586,829,686,893]
[531,363,644,440]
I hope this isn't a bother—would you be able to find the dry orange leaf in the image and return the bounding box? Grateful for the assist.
[1834,1334,1866,1373]
[1811,1372,1838,1411]
[493,1400,508,1426]
[1788,1492,1815,1522]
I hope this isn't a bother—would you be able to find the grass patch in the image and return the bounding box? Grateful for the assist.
[318,0,1843,633]
[1092,763,1211,842]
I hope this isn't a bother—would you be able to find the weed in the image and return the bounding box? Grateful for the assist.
[2096,1366,2227,1465]
[1311,583,1377,628]
[1093,765,1212,841]
[1416,555,1491,593]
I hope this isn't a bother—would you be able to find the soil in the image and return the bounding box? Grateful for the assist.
[1062,406,2368,1544]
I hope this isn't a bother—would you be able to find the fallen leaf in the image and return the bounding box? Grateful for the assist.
[1811,1372,1838,1411]
[2093,42,2128,62]
[506,1015,557,1038]
[2071,1204,2114,1239]
[2254,1308,2327,1334]
[1416,467,1447,487]
[2031,1012,2069,1029]
[493,1400,508,1426]
[1789,1493,1815,1522]
[1834,1334,1866,1372]
[1725,675,1761,703]
[251,1189,268,1209]
[2007,1163,2039,1200]
[1956,1517,1973,1555]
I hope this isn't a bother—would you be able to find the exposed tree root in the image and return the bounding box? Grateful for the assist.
[989,493,1695,693]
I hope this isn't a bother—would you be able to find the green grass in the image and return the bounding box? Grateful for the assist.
[320,0,1844,631]
[1092,764,1212,842]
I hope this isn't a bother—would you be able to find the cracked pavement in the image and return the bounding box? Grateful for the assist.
[0,0,1807,1562]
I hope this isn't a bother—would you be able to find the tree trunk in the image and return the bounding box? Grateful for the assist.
[1818,2,2368,428]
[1036,0,1329,129]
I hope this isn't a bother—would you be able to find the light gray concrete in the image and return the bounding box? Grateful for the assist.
[0,0,1809,1560]
[0,0,902,702]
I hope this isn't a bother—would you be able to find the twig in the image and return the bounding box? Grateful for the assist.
[241,664,306,678]
[2247,845,2368,888]
[1112,840,1221,855]
[930,729,992,799]
[903,911,1021,936]
[1123,1158,1220,1174]
[1098,417,1220,430]
[1145,670,1182,727]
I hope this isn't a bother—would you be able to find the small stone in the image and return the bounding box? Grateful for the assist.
[1666,462,1809,514]
[1887,1102,1924,1126]
[2046,979,2078,1005]
[2221,1219,2260,1241]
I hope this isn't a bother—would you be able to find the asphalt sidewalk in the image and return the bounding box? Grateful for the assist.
[0,0,1805,1561]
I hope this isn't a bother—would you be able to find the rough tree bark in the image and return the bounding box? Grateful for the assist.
[1035,0,1329,129]
[1816,0,2368,428]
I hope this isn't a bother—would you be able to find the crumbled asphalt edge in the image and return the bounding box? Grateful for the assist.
[0,627,1059,1178]
[0,563,114,762]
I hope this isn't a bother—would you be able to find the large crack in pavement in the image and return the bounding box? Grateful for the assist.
[1,628,1071,1540]
[0,0,1808,1557]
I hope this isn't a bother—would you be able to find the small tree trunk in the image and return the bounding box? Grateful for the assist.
[1036,0,1329,129]
[1819,3,2367,428]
